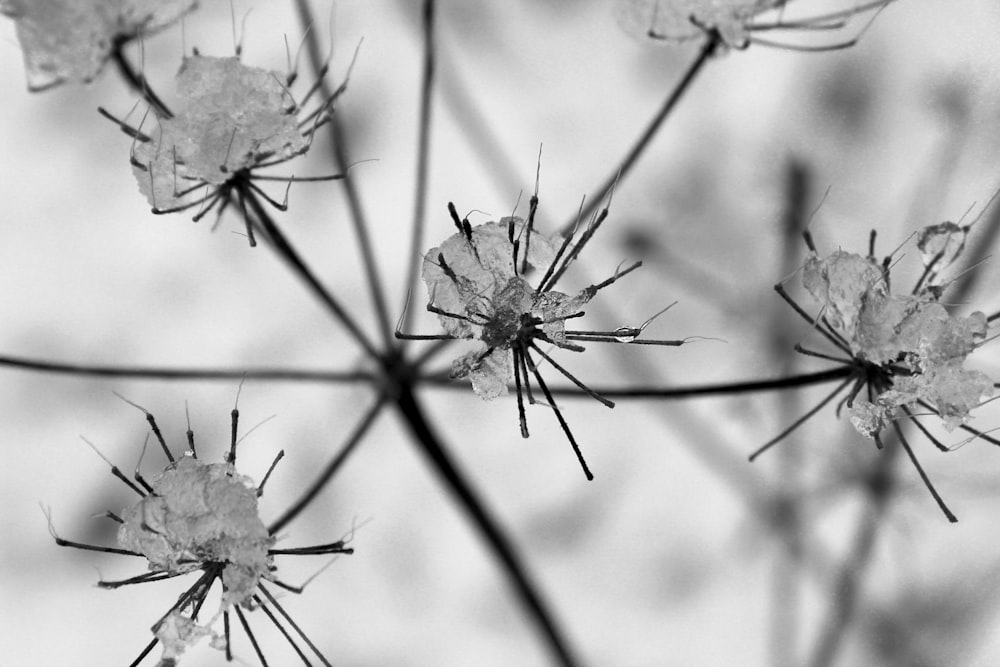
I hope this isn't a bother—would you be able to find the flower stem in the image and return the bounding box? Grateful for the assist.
[394,381,582,667]
[559,31,720,234]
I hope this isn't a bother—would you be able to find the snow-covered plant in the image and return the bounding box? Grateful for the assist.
[103,49,353,245]
[46,400,351,666]
[0,0,196,91]
[401,198,685,480]
[756,223,996,521]
[616,0,895,51]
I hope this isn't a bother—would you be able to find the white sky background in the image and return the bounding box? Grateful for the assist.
[3,1,1000,665]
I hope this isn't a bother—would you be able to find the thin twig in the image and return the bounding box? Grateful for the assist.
[0,353,373,383]
[394,384,582,667]
[292,0,395,350]
[559,32,719,235]
[268,393,386,535]
[401,0,438,347]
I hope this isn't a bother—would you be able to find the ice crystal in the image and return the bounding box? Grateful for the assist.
[154,612,215,666]
[802,250,885,342]
[0,0,196,91]
[917,221,967,285]
[118,455,273,607]
[132,55,308,211]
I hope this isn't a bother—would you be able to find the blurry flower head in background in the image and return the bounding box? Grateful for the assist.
[0,0,196,90]
[615,0,896,51]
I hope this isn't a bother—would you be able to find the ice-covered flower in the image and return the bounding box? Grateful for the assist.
[615,0,895,51]
[763,221,997,521]
[1,0,196,91]
[106,50,352,245]
[46,403,353,665]
[402,199,686,479]
[801,242,992,436]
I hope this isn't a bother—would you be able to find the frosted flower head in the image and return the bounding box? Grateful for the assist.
[403,197,688,479]
[46,401,354,665]
[763,219,998,521]
[1,0,196,91]
[107,48,353,245]
[799,236,992,438]
[615,0,895,51]
[118,456,273,608]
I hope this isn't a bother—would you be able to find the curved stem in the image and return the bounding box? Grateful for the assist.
[559,32,719,234]
[394,382,581,667]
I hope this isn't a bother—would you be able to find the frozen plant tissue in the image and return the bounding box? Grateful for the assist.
[133,55,308,210]
[118,455,273,608]
[0,0,196,90]
[422,219,590,399]
[154,611,216,666]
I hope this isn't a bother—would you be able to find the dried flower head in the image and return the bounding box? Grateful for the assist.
[103,47,356,246]
[615,0,894,51]
[757,219,997,521]
[46,398,352,665]
[0,0,196,91]
[400,194,687,480]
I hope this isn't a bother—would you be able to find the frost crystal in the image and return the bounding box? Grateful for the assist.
[917,222,967,283]
[154,611,215,666]
[132,55,308,210]
[848,400,891,439]
[802,250,885,341]
[423,218,593,400]
[0,0,196,91]
[118,456,273,607]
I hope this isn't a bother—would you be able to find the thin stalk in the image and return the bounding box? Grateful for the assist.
[268,393,386,535]
[110,40,173,118]
[401,0,438,347]
[292,0,395,350]
[394,383,581,667]
[559,32,719,235]
[0,353,373,383]
[806,441,899,667]
[246,189,381,359]
[769,158,811,667]
[419,366,854,397]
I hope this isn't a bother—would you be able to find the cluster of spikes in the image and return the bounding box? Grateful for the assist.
[45,395,351,666]
[398,185,691,480]
[99,38,357,247]
[754,218,998,522]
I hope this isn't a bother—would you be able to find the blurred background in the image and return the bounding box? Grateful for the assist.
[3,1,1000,665]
